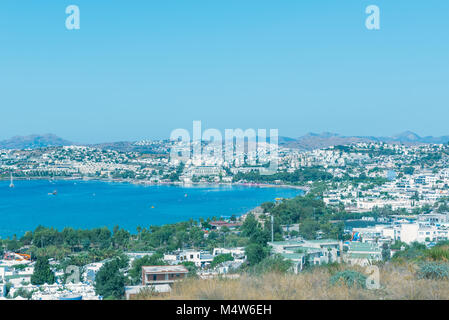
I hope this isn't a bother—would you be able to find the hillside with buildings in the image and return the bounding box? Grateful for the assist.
[3,138,449,300]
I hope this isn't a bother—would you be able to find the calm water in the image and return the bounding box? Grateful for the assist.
[0,180,301,238]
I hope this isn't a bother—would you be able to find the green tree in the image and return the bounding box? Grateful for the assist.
[241,213,259,238]
[299,219,320,240]
[6,239,21,252]
[31,256,55,285]
[381,243,391,261]
[245,243,267,265]
[210,253,234,268]
[94,258,126,299]
[261,202,275,213]
[128,254,166,285]
[112,226,130,249]
[249,228,271,246]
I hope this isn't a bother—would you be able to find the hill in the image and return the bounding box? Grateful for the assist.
[279,131,449,151]
[2,131,449,151]
[0,134,73,149]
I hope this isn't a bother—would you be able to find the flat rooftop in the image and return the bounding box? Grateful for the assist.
[142,265,189,273]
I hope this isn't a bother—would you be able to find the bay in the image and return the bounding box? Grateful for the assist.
[0,180,302,238]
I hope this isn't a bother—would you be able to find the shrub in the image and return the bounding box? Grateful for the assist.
[424,247,449,261]
[181,261,198,278]
[330,270,367,289]
[245,243,267,266]
[417,262,449,280]
[249,255,292,275]
[392,245,425,261]
[13,288,33,299]
[390,241,407,250]
[323,262,344,273]
[434,240,449,247]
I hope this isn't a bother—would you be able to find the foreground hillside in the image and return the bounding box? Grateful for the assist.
[135,261,449,300]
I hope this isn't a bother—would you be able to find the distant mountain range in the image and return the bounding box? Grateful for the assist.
[279,131,449,150]
[0,134,74,149]
[2,131,449,151]
[0,135,166,154]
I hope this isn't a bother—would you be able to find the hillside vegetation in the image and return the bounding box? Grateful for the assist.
[135,261,449,300]
[135,242,449,300]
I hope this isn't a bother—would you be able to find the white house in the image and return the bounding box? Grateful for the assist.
[212,247,246,261]
[164,250,214,268]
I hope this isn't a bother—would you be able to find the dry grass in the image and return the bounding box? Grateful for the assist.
[135,262,449,300]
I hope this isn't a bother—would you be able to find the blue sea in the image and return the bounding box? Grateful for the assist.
[0,180,301,238]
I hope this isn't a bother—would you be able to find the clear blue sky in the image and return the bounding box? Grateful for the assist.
[0,1,448,143]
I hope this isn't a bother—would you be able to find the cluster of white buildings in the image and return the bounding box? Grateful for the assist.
[352,212,449,245]
[163,247,246,270]
[0,247,249,300]
[268,238,384,269]
[324,170,449,212]
[268,239,342,273]
[0,252,158,300]
[320,144,449,213]
[268,211,449,269]
[0,257,101,300]
[0,139,293,183]
[126,248,246,298]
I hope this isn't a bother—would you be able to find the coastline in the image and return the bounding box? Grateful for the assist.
[1,175,309,193]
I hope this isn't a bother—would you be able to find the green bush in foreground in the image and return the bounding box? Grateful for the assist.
[423,247,449,261]
[417,262,449,280]
[330,270,367,289]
